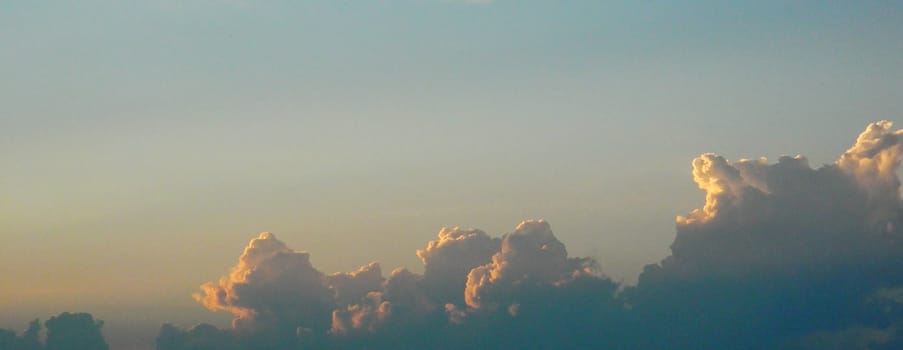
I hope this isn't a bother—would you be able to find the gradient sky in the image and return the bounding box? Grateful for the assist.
[2,0,903,344]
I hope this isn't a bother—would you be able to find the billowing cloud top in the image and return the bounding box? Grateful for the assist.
[628,121,903,349]
[179,219,615,349]
[163,121,903,349]
[464,220,592,309]
[416,227,500,305]
[194,232,334,333]
[659,121,903,278]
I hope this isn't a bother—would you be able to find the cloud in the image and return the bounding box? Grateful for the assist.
[658,121,903,277]
[628,121,903,348]
[194,232,335,340]
[325,262,383,308]
[417,227,500,306]
[159,121,903,349]
[0,319,40,350]
[44,313,109,350]
[156,323,237,350]
[160,221,617,349]
[463,220,593,310]
[837,120,903,225]
[0,313,109,350]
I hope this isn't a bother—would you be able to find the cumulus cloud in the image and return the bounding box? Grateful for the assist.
[0,313,109,350]
[194,232,334,340]
[0,319,41,350]
[837,120,903,225]
[44,313,109,350]
[417,227,500,306]
[656,121,903,278]
[159,121,903,349]
[463,220,593,310]
[629,121,903,348]
[159,221,616,349]
[325,262,383,308]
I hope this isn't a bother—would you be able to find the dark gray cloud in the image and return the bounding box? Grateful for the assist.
[156,323,238,350]
[0,313,108,350]
[44,313,108,350]
[0,319,40,350]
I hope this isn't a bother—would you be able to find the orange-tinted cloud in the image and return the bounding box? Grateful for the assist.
[464,220,592,309]
[163,122,903,349]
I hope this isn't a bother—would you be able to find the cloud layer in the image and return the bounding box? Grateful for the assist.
[160,121,903,349]
[1,313,108,350]
[165,219,620,349]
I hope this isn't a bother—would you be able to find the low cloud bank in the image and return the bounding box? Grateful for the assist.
[164,219,620,349]
[1,312,108,350]
[159,121,903,349]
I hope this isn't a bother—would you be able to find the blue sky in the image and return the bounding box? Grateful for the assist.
[2,1,903,345]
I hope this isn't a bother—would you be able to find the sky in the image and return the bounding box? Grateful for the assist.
[2,1,903,349]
